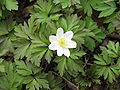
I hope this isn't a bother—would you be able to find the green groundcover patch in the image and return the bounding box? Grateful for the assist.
[0,0,120,90]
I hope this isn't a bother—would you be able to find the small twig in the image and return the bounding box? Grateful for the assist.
[86,63,94,66]
[52,71,79,90]
[83,57,88,68]
[107,34,120,40]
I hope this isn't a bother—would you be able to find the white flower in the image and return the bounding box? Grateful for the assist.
[48,27,77,57]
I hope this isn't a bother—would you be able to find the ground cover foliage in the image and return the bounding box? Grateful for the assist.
[0,0,120,90]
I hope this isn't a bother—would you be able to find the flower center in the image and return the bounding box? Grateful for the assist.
[58,38,68,47]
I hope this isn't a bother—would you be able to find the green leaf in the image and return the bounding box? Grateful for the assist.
[14,41,32,60]
[0,36,15,52]
[50,14,62,20]
[15,60,49,89]
[36,78,49,89]
[85,17,106,42]
[22,69,49,90]
[14,17,40,60]
[83,17,106,51]
[59,18,68,31]
[0,64,5,72]
[92,0,116,17]
[0,61,23,90]
[107,23,115,34]
[5,0,18,11]
[53,0,80,8]
[54,56,67,76]
[94,41,120,83]
[70,50,86,59]
[101,41,120,58]
[45,50,53,63]
[81,0,93,16]
[0,9,2,17]
[0,49,8,56]
[67,58,84,74]
[85,37,95,52]
[75,66,100,87]
[47,72,63,90]
[30,0,62,23]
[55,56,84,76]
[94,55,107,65]
[14,16,38,40]
[32,47,48,66]
[98,8,116,18]
[15,60,32,75]
[109,12,120,30]
[0,58,5,72]
[94,53,112,65]
[0,18,15,36]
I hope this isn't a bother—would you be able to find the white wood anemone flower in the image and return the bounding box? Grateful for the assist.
[48,27,77,57]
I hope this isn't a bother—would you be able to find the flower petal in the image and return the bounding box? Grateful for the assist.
[49,35,57,43]
[66,40,77,48]
[64,31,73,40]
[57,46,63,56]
[49,43,58,50]
[56,27,64,38]
[63,48,70,57]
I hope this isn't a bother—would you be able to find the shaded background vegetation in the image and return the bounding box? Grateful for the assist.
[0,0,120,90]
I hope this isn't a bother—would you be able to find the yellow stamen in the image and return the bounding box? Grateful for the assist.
[58,38,68,47]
